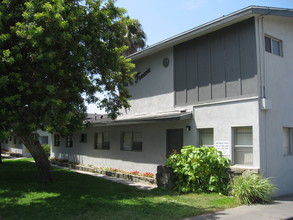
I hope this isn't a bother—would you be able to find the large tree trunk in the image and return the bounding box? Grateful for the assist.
[18,135,53,183]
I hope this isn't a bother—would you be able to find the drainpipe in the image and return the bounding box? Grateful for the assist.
[257,15,268,178]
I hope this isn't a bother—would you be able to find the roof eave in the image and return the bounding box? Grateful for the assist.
[128,6,293,61]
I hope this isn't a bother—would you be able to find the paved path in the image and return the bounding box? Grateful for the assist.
[185,195,293,220]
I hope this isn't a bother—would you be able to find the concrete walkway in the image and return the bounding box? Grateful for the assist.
[186,195,293,220]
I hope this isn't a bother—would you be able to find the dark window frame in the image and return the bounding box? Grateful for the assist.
[80,133,87,143]
[121,132,143,152]
[265,35,282,56]
[54,134,60,147]
[66,135,73,148]
[94,132,110,150]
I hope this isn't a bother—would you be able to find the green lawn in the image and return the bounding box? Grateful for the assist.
[0,159,238,220]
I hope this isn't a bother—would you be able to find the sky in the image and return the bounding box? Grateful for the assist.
[87,0,293,113]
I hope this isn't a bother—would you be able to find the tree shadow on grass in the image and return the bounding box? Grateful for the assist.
[0,160,227,220]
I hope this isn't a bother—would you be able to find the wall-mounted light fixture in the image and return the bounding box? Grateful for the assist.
[186,125,191,131]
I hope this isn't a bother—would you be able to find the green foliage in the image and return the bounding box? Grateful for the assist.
[165,146,230,193]
[229,171,276,205]
[42,144,50,156]
[0,0,140,138]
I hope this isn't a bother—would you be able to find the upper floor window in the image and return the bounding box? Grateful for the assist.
[198,128,214,147]
[54,134,60,147]
[265,36,282,56]
[94,132,110,150]
[66,135,73,148]
[233,127,253,165]
[121,132,142,152]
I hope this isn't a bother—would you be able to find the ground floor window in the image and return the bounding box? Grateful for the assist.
[233,127,253,165]
[121,132,142,151]
[94,132,110,150]
[198,128,214,147]
[66,135,73,148]
[283,127,293,155]
[80,133,87,143]
[54,134,60,147]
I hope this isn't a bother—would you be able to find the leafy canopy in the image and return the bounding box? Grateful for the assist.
[0,0,137,136]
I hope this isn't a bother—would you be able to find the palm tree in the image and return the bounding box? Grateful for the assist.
[124,17,147,56]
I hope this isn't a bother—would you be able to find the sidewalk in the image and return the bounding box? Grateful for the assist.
[186,195,293,220]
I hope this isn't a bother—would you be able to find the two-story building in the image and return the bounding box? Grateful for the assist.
[50,6,293,196]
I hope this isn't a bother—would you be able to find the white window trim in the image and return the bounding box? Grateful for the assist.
[283,127,293,156]
[265,35,283,56]
[233,127,253,166]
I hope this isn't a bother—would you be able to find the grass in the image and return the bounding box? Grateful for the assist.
[0,159,238,220]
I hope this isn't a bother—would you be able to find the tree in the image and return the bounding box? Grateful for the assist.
[123,17,147,56]
[0,0,143,183]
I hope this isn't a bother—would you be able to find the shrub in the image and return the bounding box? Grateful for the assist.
[165,145,230,193]
[229,171,276,205]
[42,144,50,156]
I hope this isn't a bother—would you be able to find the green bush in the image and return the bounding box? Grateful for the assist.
[229,171,276,205]
[42,144,50,156]
[165,145,230,193]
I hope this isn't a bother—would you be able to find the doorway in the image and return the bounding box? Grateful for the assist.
[166,129,183,156]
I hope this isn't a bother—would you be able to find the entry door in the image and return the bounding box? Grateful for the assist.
[166,129,183,156]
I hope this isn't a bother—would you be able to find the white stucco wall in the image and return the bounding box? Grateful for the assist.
[120,48,174,117]
[51,119,195,174]
[51,99,260,174]
[194,98,260,168]
[259,16,293,196]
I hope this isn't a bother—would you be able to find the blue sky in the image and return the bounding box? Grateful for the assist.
[116,0,293,46]
[87,0,293,113]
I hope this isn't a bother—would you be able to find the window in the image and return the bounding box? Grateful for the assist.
[121,132,142,151]
[198,128,214,147]
[265,36,282,56]
[94,132,110,150]
[54,134,60,147]
[80,133,87,143]
[13,136,17,144]
[283,128,293,155]
[66,135,73,148]
[233,127,253,165]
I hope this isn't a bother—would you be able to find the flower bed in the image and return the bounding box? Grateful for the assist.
[50,158,156,185]
[1,149,23,157]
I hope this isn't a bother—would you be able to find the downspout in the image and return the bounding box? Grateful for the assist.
[257,14,268,177]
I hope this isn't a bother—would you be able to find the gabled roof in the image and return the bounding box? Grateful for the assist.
[128,5,293,61]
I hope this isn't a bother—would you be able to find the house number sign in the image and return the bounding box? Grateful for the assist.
[215,141,230,156]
